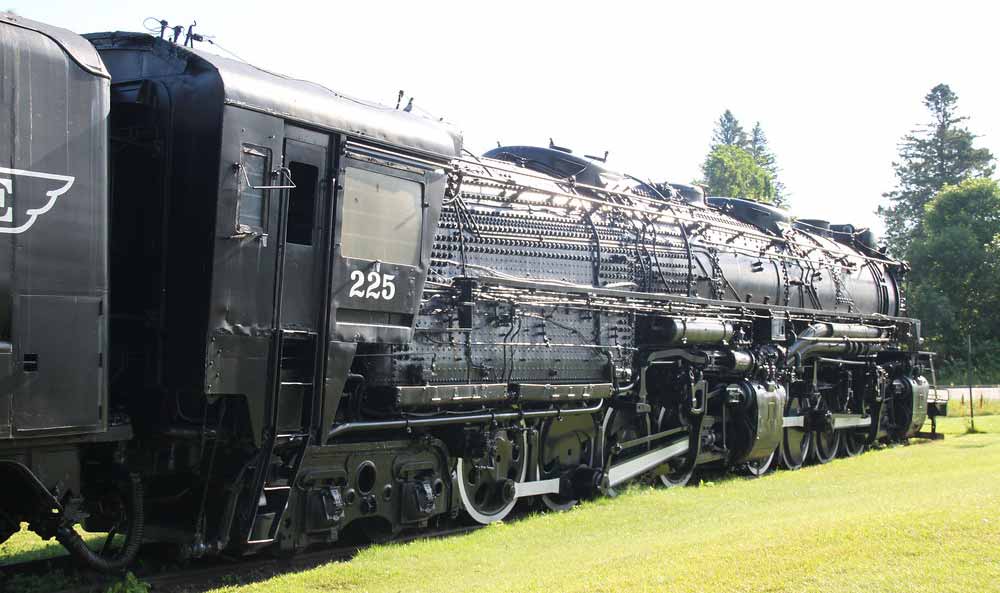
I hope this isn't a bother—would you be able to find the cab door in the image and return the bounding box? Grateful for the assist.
[279,131,328,332]
[272,127,330,436]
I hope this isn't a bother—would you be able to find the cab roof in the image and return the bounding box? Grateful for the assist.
[86,31,462,159]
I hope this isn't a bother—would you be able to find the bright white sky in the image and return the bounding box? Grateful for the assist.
[12,0,1000,235]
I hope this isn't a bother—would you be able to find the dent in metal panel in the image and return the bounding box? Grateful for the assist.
[209,107,283,337]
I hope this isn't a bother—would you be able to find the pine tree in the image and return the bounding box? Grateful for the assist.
[747,122,787,208]
[878,84,995,256]
[712,110,748,148]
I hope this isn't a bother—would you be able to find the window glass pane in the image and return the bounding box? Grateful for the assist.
[341,166,422,266]
[239,147,268,229]
[287,162,318,246]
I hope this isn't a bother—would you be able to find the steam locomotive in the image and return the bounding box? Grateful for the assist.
[0,14,938,571]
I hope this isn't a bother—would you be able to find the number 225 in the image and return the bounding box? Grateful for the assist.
[349,267,396,300]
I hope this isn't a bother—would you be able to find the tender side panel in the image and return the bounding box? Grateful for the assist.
[0,19,109,438]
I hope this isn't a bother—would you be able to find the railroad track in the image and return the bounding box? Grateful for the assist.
[1,524,482,593]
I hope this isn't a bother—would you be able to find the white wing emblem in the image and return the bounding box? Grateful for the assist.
[0,167,76,234]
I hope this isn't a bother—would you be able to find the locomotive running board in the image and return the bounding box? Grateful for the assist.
[606,439,689,488]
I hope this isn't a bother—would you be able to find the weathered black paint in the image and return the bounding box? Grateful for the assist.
[0,14,109,441]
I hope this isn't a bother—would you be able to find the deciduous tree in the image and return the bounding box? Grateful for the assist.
[907,178,1000,380]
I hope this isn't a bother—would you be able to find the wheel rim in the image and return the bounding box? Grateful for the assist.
[602,408,651,467]
[839,429,867,457]
[536,413,598,511]
[780,398,812,470]
[812,427,841,464]
[654,405,693,487]
[745,449,777,477]
[455,429,527,524]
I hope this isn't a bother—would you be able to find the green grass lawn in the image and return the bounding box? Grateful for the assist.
[3,415,998,593]
[214,415,1000,593]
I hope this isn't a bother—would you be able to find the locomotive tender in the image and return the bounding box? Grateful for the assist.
[0,14,935,570]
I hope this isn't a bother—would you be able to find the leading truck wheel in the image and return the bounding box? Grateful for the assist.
[455,430,528,524]
[58,473,144,573]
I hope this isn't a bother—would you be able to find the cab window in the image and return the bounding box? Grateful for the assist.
[238,145,270,230]
[340,166,422,266]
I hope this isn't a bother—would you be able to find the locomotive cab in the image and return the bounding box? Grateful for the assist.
[84,31,458,553]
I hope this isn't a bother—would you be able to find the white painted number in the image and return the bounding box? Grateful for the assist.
[349,270,366,297]
[381,273,396,300]
[349,265,396,301]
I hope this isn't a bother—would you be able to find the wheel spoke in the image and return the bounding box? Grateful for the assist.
[456,429,527,524]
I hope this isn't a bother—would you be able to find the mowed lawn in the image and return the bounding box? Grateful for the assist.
[216,415,1000,593]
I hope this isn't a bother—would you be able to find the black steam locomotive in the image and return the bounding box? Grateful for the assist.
[0,14,938,570]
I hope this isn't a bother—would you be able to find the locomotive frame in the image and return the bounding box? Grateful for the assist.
[0,14,940,572]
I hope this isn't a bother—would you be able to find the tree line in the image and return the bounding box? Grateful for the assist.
[879,84,999,383]
[695,86,1000,383]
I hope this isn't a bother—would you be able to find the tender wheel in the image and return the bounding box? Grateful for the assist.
[812,425,841,464]
[536,413,599,511]
[839,429,867,457]
[745,449,777,477]
[455,429,527,524]
[653,405,693,487]
[780,396,812,470]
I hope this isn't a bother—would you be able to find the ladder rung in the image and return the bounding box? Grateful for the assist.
[280,381,313,387]
[263,485,291,492]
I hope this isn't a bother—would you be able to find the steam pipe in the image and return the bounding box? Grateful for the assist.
[787,323,885,367]
[326,399,605,443]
